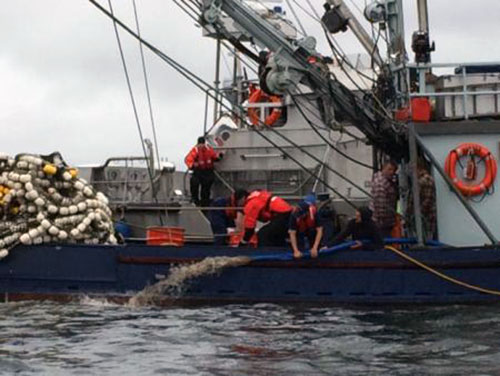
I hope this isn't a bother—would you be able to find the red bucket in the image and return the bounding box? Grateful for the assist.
[146,227,185,246]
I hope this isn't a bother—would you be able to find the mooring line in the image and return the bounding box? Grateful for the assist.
[385,245,500,297]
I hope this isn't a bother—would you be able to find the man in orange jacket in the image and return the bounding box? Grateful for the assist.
[239,190,292,247]
[184,136,222,207]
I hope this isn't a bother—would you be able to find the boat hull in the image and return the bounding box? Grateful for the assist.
[1,244,500,304]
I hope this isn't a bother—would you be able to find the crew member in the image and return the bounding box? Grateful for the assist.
[288,195,324,259]
[184,136,222,207]
[333,206,383,249]
[240,190,292,247]
[370,159,398,237]
[209,189,248,245]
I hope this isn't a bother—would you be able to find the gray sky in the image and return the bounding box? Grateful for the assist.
[1,0,500,170]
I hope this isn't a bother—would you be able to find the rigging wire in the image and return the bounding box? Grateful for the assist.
[106,0,162,209]
[88,0,362,209]
[284,0,307,36]
[288,91,374,170]
[132,0,161,171]
[174,0,376,171]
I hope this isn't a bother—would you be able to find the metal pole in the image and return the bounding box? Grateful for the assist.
[416,0,429,33]
[213,38,222,125]
[409,127,424,245]
[410,126,498,244]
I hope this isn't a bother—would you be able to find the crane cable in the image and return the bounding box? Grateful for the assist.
[175,0,382,169]
[132,0,162,171]
[89,0,360,210]
[148,1,374,192]
[107,0,161,206]
[385,245,500,297]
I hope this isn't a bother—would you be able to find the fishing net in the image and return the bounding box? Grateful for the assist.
[0,152,117,260]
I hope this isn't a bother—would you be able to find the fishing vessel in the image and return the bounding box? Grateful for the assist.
[2,0,500,305]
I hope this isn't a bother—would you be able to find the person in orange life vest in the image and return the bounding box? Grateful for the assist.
[288,195,324,259]
[208,189,248,245]
[184,136,222,207]
[239,190,292,247]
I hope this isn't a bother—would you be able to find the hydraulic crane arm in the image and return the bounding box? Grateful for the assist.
[200,0,406,158]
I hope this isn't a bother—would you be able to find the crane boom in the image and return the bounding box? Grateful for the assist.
[201,0,406,158]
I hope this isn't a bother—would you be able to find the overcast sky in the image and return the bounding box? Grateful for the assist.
[1,0,500,170]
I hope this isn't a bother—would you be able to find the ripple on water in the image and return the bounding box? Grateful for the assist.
[1,302,500,375]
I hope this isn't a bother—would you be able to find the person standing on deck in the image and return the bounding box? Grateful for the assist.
[370,160,399,238]
[209,189,248,245]
[407,159,437,240]
[288,195,324,259]
[184,136,222,207]
[239,190,292,247]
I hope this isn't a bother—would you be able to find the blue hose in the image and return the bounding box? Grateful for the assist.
[248,238,446,262]
[250,241,357,262]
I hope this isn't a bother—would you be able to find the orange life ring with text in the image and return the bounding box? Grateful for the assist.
[247,88,283,127]
[444,142,497,197]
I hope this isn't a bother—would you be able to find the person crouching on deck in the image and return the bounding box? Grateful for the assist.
[209,189,248,245]
[184,136,222,207]
[332,206,383,249]
[288,196,324,259]
[239,190,292,247]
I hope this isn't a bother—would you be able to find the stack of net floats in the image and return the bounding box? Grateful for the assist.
[0,152,117,260]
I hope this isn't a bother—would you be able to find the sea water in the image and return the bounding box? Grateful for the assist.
[1,300,500,375]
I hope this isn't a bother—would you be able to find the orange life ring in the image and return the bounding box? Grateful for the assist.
[444,142,497,196]
[247,88,283,126]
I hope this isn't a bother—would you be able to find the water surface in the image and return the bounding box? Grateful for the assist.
[1,300,499,375]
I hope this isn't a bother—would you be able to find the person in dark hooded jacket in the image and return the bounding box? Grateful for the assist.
[333,206,383,249]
